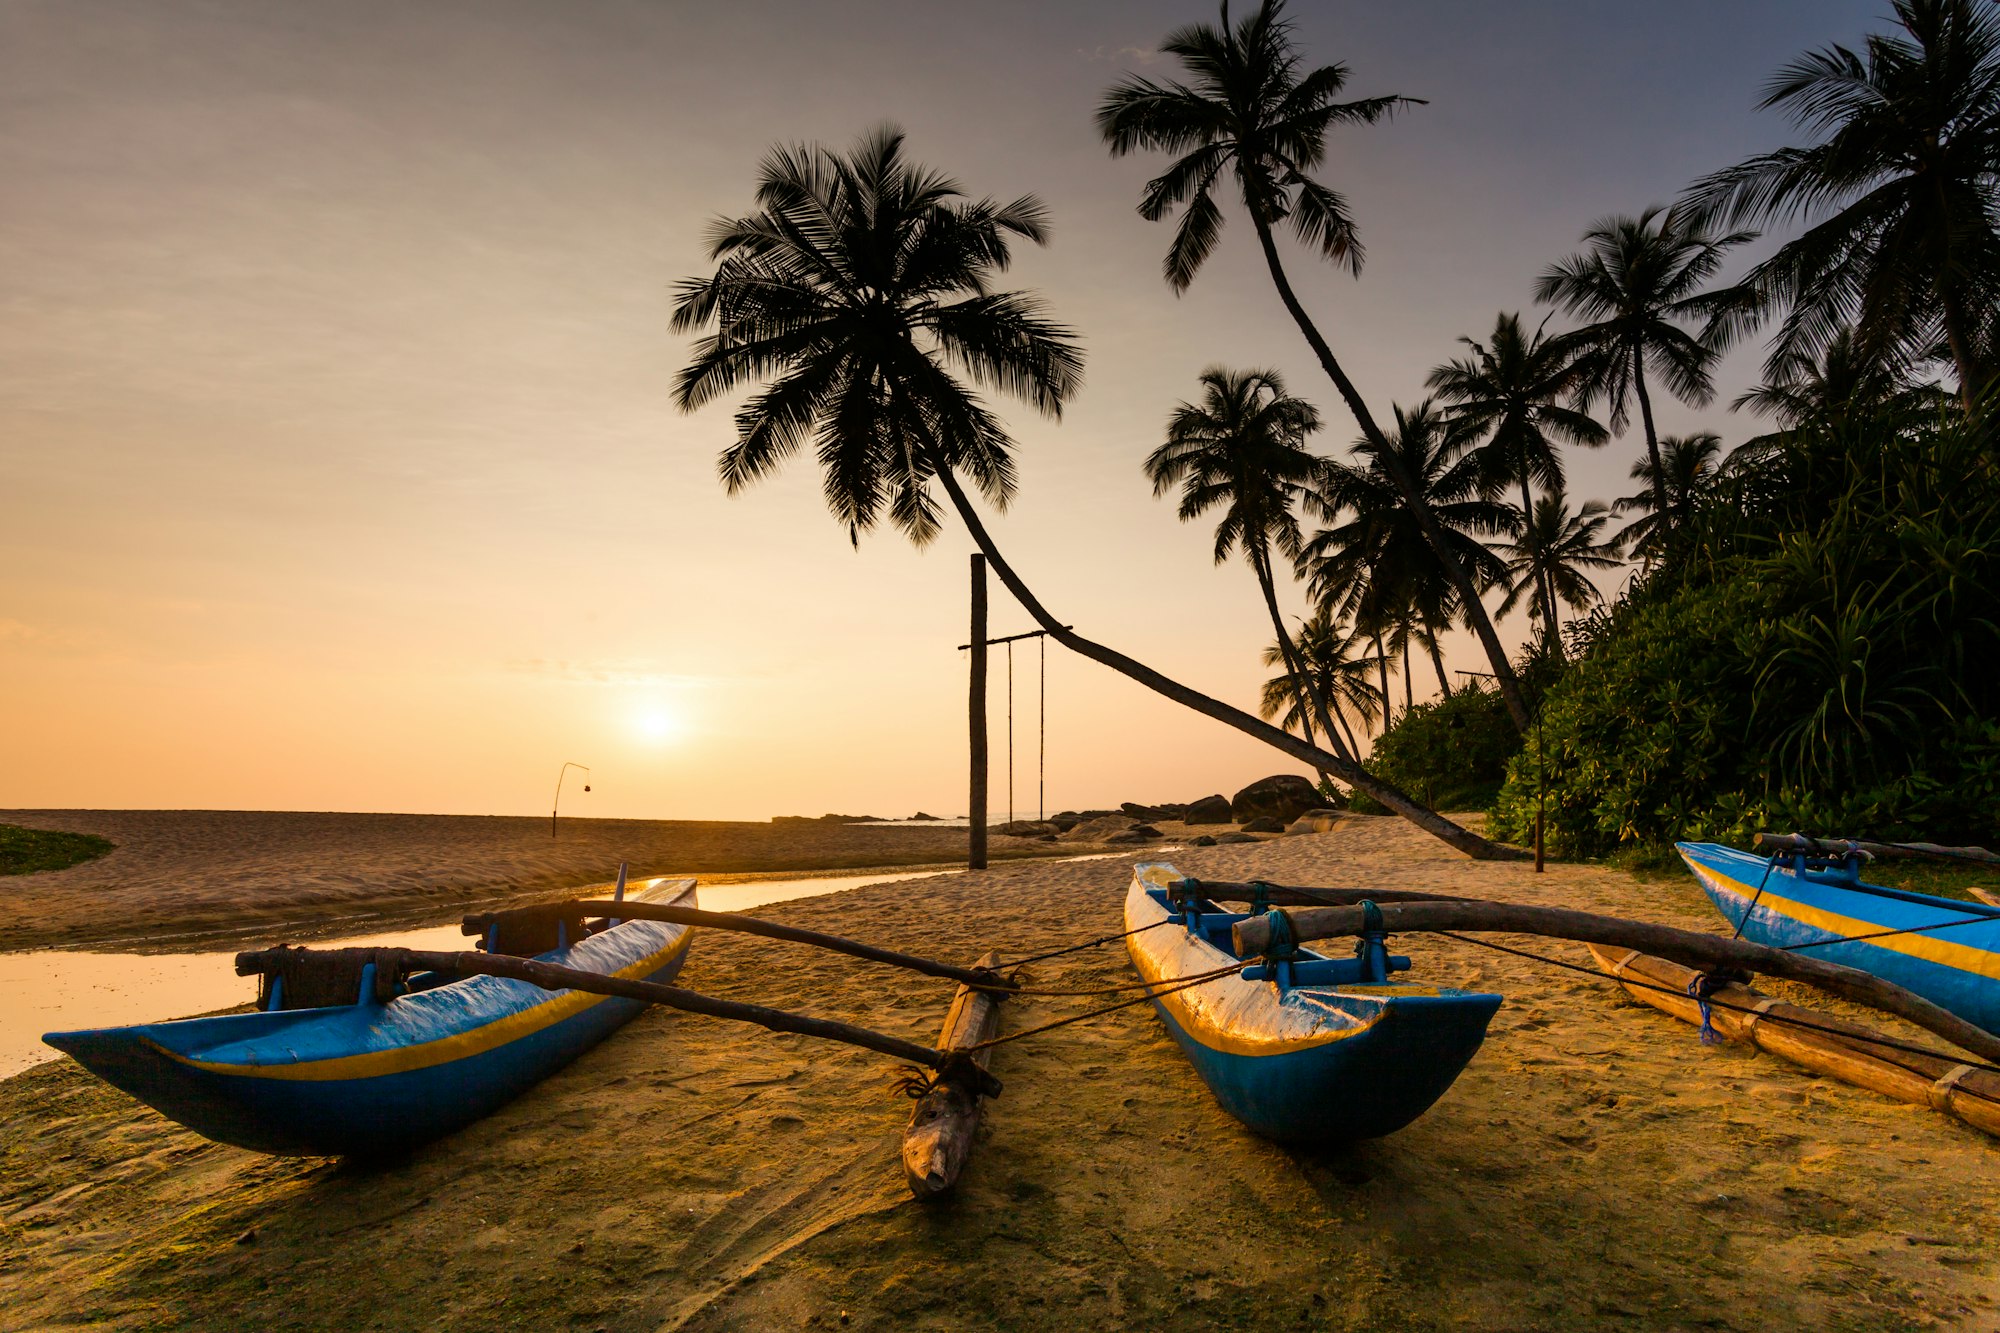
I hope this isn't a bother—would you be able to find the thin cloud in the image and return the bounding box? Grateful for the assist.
[1080,44,1162,65]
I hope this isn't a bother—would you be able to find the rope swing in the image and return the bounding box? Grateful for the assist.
[963,625,1055,828]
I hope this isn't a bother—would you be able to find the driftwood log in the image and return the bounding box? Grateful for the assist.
[1590,945,2000,1139]
[1228,899,2000,1065]
[902,950,1006,1199]
[234,945,1001,1097]
[463,900,1015,992]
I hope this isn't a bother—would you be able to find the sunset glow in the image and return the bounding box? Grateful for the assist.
[0,0,1880,821]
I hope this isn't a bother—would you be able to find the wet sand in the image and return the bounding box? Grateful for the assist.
[2,816,1995,1331]
[0,810,1074,953]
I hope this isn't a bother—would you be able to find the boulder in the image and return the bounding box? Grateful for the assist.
[1240,815,1286,834]
[1183,794,1232,825]
[1104,827,1165,844]
[909,812,941,822]
[1060,814,1142,843]
[1049,815,1081,833]
[1230,774,1321,825]
[1286,809,1349,836]
[1190,834,1218,847]
[1213,832,1258,845]
[994,820,1058,837]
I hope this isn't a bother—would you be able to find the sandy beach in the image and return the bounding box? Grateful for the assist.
[2,814,1994,1332]
[0,810,1077,953]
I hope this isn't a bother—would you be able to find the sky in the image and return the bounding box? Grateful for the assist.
[0,0,1885,820]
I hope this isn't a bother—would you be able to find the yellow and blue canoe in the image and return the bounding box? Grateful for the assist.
[1680,841,2000,1035]
[42,877,696,1157]
[1126,864,1501,1144]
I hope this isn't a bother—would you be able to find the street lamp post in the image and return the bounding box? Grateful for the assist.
[552,762,591,837]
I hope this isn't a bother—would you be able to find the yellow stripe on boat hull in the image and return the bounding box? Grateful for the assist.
[172,927,694,1083]
[1693,861,2000,980]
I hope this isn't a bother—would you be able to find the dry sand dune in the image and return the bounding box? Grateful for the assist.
[0,809,1067,952]
[2,817,1996,1331]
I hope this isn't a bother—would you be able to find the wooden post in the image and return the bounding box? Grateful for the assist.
[903,950,1006,1198]
[969,554,988,870]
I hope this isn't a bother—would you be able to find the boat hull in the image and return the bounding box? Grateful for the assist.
[43,879,696,1156]
[1679,842,2000,1035]
[1125,865,1500,1144]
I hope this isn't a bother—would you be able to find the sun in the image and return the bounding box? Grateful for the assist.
[630,705,682,745]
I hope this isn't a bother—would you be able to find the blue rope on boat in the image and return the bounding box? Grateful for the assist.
[1687,974,1724,1045]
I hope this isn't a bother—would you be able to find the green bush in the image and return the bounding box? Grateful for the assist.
[0,825,115,876]
[1491,414,2000,856]
[1349,687,1520,814]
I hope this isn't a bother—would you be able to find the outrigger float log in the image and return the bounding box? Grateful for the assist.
[1591,945,2000,1139]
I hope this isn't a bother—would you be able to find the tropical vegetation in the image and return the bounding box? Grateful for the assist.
[678,0,2000,862]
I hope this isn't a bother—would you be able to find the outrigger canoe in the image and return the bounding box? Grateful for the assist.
[43,876,696,1156]
[1680,840,2000,1035]
[1126,864,1501,1143]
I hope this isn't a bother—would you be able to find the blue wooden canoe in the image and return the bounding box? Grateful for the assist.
[1125,864,1501,1144]
[42,876,697,1157]
[1680,841,2000,1035]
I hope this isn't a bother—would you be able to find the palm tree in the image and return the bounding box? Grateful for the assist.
[1492,491,1626,647]
[1682,0,2000,402]
[1536,207,1757,522]
[1733,326,1944,429]
[1098,0,1539,736]
[672,128,1518,859]
[1427,310,1609,524]
[1613,433,1728,564]
[1300,401,1510,713]
[1259,610,1382,758]
[1145,367,1345,760]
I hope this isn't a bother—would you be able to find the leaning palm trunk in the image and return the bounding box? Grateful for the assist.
[1247,215,1532,735]
[928,461,1523,859]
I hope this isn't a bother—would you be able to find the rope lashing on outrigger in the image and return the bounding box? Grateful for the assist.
[1686,968,1753,1045]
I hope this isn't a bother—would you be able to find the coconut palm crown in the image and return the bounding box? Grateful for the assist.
[1427,311,1609,517]
[671,127,1083,547]
[1682,0,2000,398]
[1613,433,1729,565]
[1300,401,1510,649]
[1146,367,1338,757]
[1536,207,1757,519]
[1493,491,1626,646]
[1094,0,1421,291]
